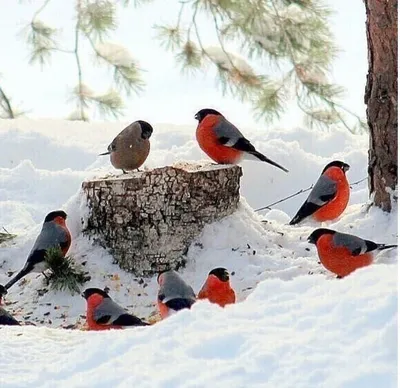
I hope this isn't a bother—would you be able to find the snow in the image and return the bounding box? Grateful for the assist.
[95,42,138,68]
[0,118,397,387]
[204,46,255,75]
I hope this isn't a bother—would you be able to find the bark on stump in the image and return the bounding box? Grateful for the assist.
[82,163,242,276]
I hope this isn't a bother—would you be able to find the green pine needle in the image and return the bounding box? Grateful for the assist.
[44,246,90,295]
[80,0,117,39]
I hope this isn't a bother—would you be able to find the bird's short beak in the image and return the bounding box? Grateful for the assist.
[343,164,350,172]
[194,113,199,120]
[99,151,110,156]
[81,292,85,298]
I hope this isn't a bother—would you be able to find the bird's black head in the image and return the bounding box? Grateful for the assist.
[44,210,67,223]
[81,288,110,300]
[322,161,350,174]
[194,108,223,123]
[157,269,173,284]
[307,228,335,244]
[138,120,153,140]
[209,267,230,282]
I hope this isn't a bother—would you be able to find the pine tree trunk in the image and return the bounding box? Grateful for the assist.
[364,0,398,211]
[82,164,242,276]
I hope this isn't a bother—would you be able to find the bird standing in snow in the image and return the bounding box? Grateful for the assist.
[194,108,288,172]
[100,120,153,173]
[0,210,71,295]
[157,270,196,319]
[307,228,397,278]
[82,288,149,330]
[289,161,350,225]
[0,306,20,326]
[198,267,236,307]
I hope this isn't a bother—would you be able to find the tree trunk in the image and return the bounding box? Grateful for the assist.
[82,163,242,276]
[364,0,398,211]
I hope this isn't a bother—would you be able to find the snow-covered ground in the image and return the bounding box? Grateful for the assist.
[0,118,397,387]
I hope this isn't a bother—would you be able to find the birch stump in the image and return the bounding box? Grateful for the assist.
[82,163,242,276]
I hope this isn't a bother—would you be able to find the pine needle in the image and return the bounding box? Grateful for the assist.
[0,228,17,244]
[44,247,90,295]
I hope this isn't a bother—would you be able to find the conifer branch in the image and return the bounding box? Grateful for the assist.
[74,0,87,121]
[0,86,15,119]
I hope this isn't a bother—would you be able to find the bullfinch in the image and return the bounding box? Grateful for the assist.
[198,267,236,307]
[82,288,149,330]
[308,228,397,277]
[100,120,153,173]
[0,306,20,326]
[290,161,350,225]
[157,270,196,319]
[194,108,288,172]
[0,210,71,295]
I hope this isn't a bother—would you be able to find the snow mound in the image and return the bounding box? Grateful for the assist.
[0,266,396,387]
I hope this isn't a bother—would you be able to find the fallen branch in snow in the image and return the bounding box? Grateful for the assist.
[255,177,368,212]
[45,247,91,295]
[0,227,17,244]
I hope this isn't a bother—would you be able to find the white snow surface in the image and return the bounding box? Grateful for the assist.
[0,118,397,387]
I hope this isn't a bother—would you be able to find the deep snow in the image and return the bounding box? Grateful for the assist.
[0,118,397,387]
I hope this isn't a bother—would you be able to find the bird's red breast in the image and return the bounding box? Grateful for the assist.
[157,301,171,320]
[316,234,373,277]
[196,115,242,164]
[54,216,72,255]
[85,294,122,331]
[197,275,236,307]
[313,166,350,222]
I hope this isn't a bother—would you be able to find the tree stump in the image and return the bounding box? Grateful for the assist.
[81,163,242,276]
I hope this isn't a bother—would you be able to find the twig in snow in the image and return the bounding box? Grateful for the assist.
[255,176,368,212]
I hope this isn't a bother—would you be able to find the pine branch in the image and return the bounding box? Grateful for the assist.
[80,0,117,40]
[155,0,365,132]
[0,86,15,119]
[89,40,145,96]
[0,227,17,244]
[90,89,124,118]
[44,246,90,295]
[74,0,87,121]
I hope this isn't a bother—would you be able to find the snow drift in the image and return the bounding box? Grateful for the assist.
[0,118,397,387]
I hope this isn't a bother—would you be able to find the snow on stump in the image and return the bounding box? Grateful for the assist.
[81,163,242,276]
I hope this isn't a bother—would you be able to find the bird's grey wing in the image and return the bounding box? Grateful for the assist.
[31,222,69,252]
[93,298,127,324]
[332,232,368,256]
[307,174,337,205]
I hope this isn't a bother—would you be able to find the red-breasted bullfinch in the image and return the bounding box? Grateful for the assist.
[198,267,236,307]
[0,210,71,295]
[82,288,149,330]
[100,120,153,173]
[290,161,350,225]
[157,270,196,319]
[0,306,20,326]
[194,108,288,172]
[308,228,398,278]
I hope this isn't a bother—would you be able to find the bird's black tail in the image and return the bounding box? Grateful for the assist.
[377,244,398,251]
[250,151,289,173]
[289,201,320,225]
